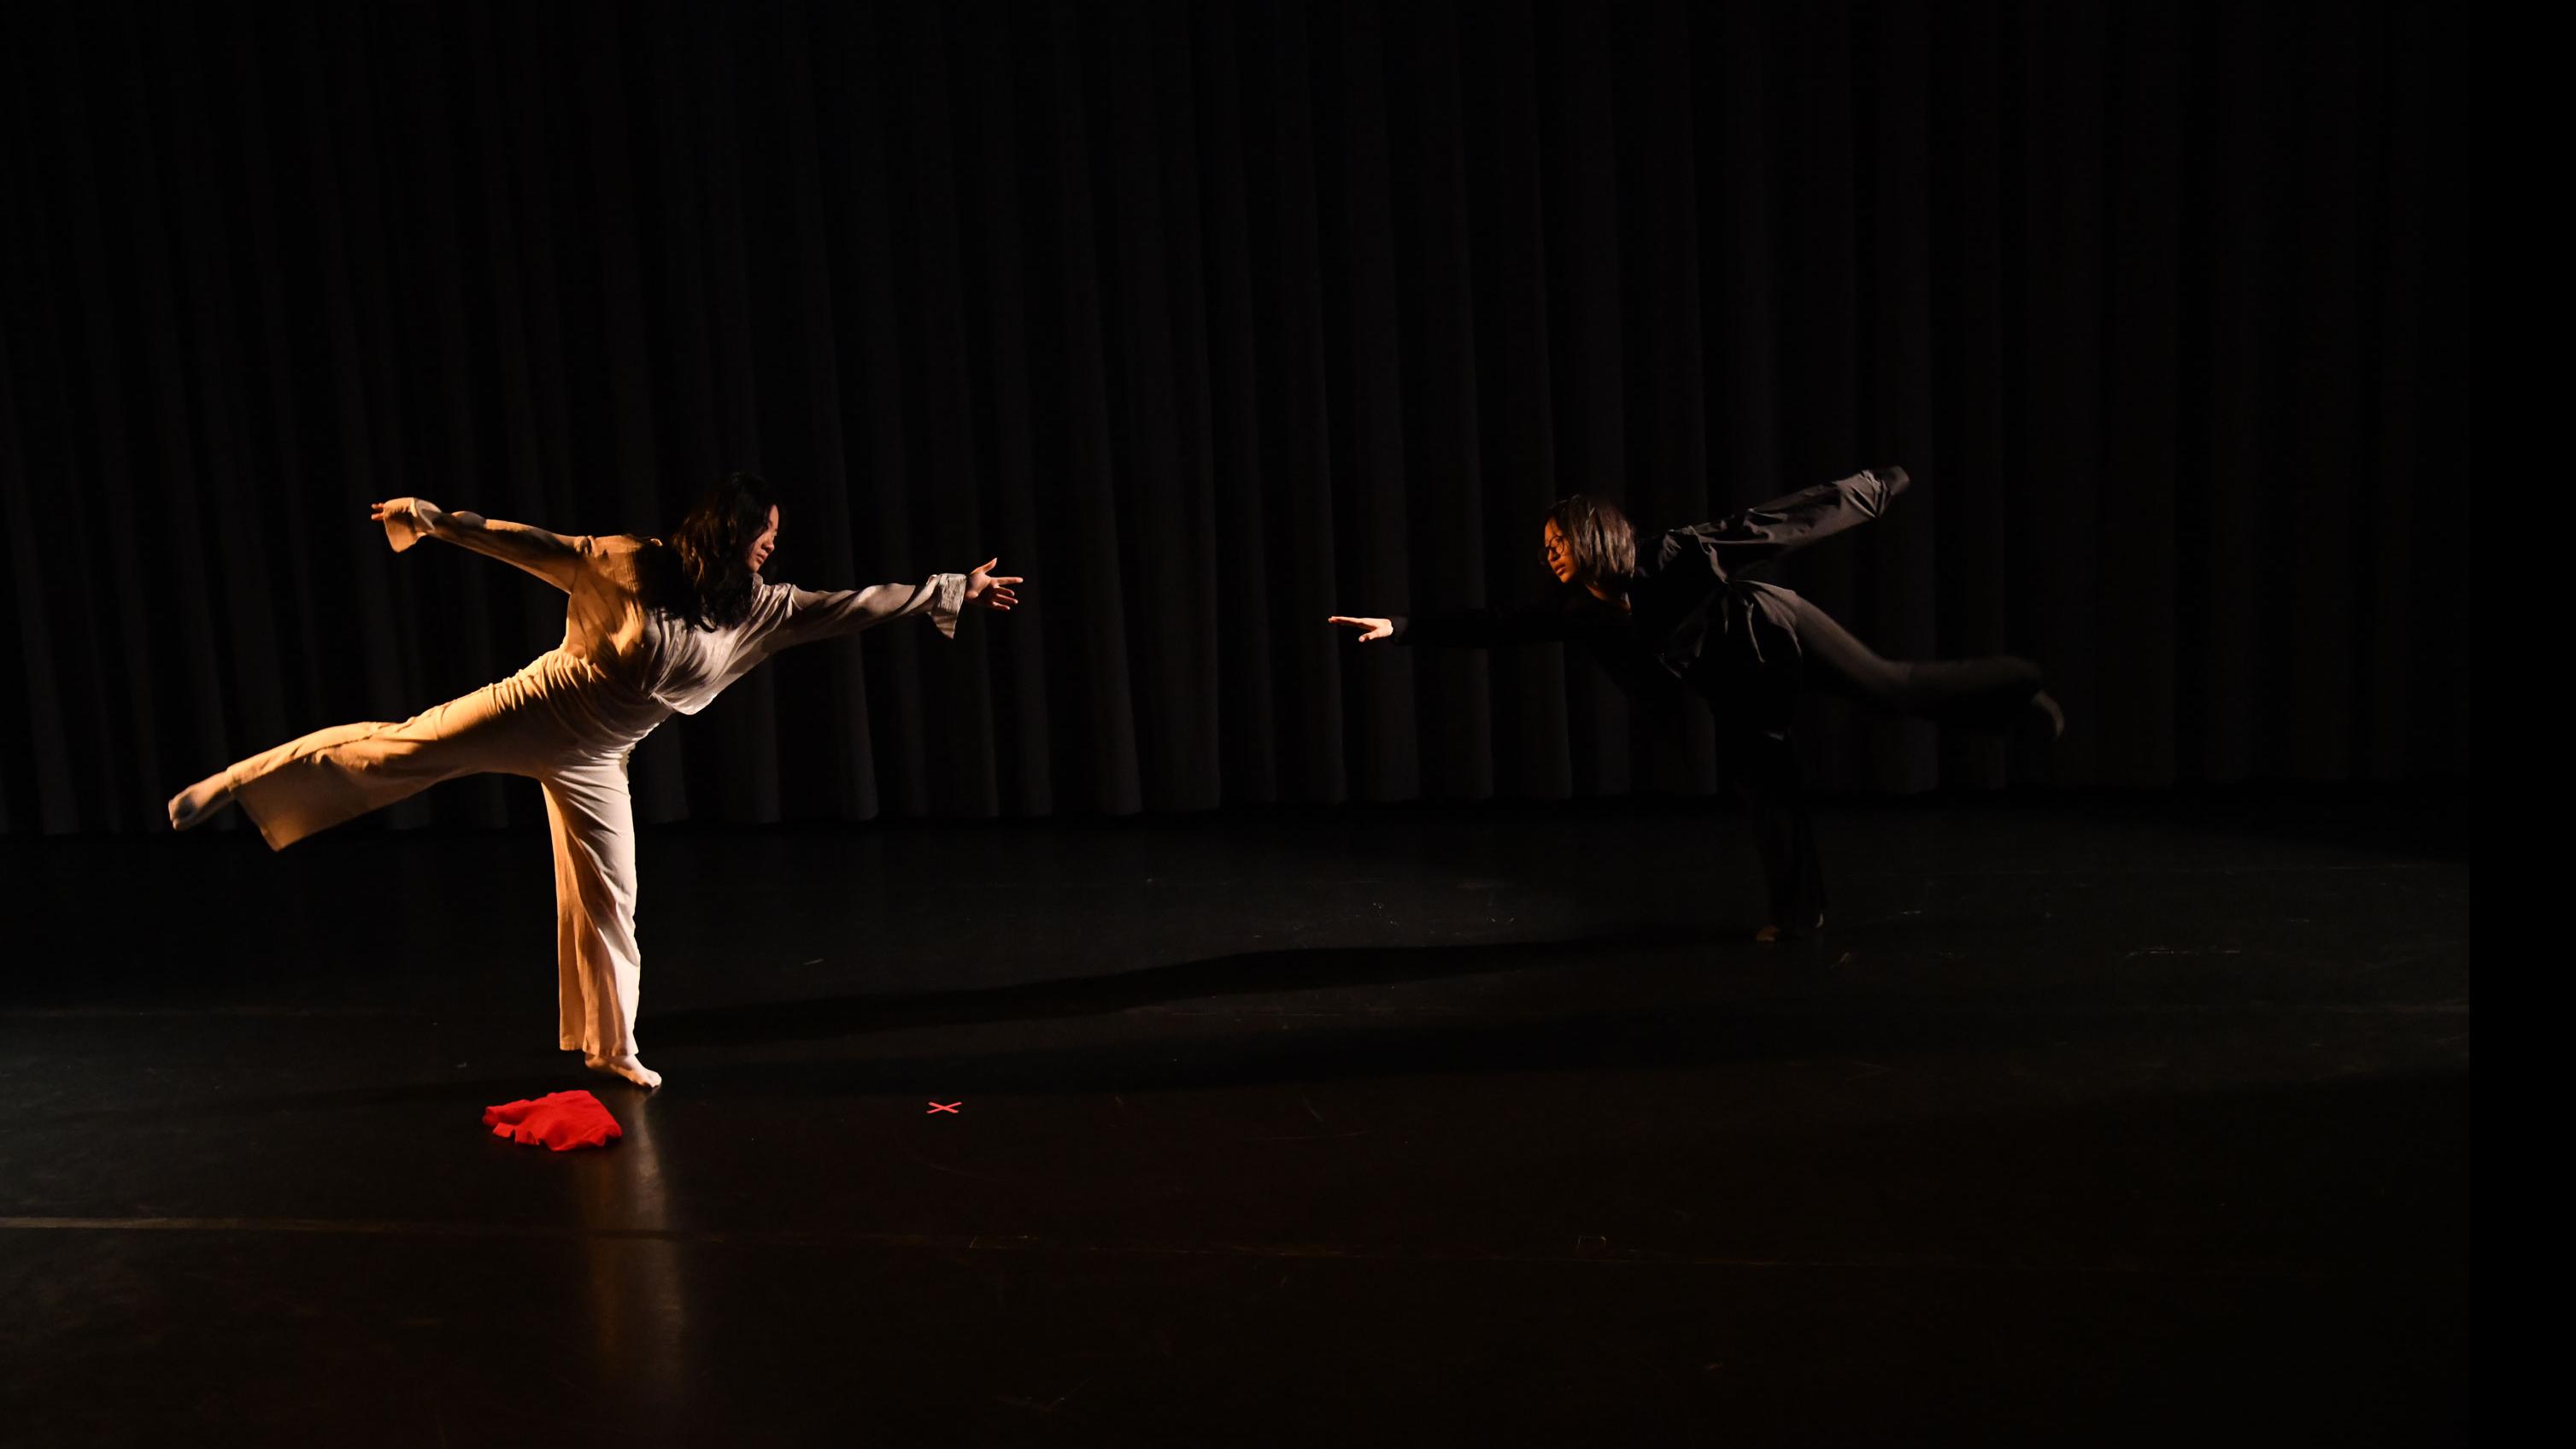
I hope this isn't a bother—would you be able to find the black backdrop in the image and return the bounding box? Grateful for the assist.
[0,0,2471,835]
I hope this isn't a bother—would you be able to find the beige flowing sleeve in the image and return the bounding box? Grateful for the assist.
[380,499,587,594]
[752,574,967,657]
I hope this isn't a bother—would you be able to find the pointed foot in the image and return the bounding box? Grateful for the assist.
[167,774,236,831]
[2030,689,2065,742]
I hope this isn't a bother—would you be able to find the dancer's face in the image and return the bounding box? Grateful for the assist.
[748,506,779,573]
[1541,519,1577,584]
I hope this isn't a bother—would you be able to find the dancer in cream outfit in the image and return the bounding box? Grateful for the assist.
[166,474,1021,1088]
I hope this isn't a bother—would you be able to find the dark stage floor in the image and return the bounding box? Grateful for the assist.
[0,791,2470,1446]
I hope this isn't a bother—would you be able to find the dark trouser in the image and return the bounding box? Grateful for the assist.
[1715,591,2046,930]
[1785,593,2046,726]
[1722,725,1827,931]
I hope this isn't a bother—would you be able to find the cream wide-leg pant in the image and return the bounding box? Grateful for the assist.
[215,649,662,1060]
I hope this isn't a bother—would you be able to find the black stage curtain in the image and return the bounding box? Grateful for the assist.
[0,0,2470,834]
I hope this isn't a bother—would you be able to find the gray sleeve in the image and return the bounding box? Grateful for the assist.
[1671,467,1910,569]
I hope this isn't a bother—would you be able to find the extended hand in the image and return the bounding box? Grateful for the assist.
[1328,615,1394,642]
[368,497,439,530]
[965,558,1023,611]
[368,497,443,552]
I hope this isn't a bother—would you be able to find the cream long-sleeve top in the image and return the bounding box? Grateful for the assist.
[384,499,965,747]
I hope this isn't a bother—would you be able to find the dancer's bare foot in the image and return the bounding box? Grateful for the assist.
[1753,912,1825,944]
[2028,689,2065,742]
[167,772,236,830]
[586,1053,663,1090]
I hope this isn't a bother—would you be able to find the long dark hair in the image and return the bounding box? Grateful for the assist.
[638,472,780,631]
[1542,493,1637,589]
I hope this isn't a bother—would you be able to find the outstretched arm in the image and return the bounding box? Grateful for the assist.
[758,558,1021,656]
[372,497,584,593]
[1671,466,1910,569]
[1330,604,1589,647]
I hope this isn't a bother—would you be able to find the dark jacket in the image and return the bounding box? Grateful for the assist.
[1388,467,1909,718]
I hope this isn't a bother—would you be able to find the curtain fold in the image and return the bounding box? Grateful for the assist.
[0,0,2471,836]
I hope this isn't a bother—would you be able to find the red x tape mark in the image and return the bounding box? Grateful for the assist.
[927,1101,961,1114]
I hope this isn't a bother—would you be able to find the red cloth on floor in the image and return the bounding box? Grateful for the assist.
[483,1090,622,1151]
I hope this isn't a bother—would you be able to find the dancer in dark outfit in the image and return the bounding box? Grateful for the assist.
[1329,467,2062,942]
